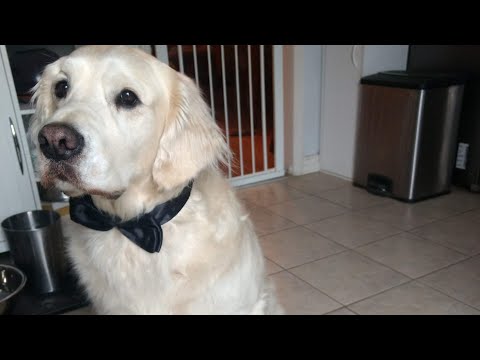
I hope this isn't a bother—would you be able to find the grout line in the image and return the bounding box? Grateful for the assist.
[297,225,350,250]
[307,189,398,212]
[301,221,403,251]
[245,176,480,251]
[291,210,354,226]
[266,269,284,276]
[324,307,357,315]
[240,171,402,212]
[404,231,474,257]
[350,209,438,232]
[344,267,480,314]
[415,278,480,312]
[284,248,351,272]
[335,248,412,280]
[349,242,469,282]
[405,208,480,232]
[256,223,299,238]
[244,172,480,311]
[327,247,414,281]
[255,201,353,229]
[350,247,480,309]
[348,198,480,233]
[416,252,480,279]
[345,278,417,310]
[266,192,352,211]
[345,306,359,315]
[262,233,351,274]
[281,269,345,308]
[246,192,310,209]
[356,231,468,259]
[286,257,411,308]
[264,256,286,275]
[284,247,480,312]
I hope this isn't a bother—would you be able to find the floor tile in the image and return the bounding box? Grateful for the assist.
[356,232,466,278]
[316,186,394,210]
[305,213,401,249]
[237,181,307,207]
[456,209,480,224]
[325,307,357,315]
[247,206,297,236]
[264,258,283,275]
[290,251,409,305]
[358,202,442,230]
[260,227,346,269]
[349,281,480,315]
[420,255,480,310]
[411,215,480,256]
[267,196,348,225]
[270,271,342,315]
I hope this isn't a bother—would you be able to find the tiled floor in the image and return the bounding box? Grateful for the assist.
[65,171,480,315]
[239,171,480,315]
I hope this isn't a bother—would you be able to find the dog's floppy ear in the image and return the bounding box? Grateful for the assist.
[152,72,230,191]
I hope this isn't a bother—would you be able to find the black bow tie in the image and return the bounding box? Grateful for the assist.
[69,181,193,253]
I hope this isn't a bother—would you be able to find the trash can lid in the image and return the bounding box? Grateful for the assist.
[360,70,467,89]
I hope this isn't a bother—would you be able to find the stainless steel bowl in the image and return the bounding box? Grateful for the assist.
[0,264,27,315]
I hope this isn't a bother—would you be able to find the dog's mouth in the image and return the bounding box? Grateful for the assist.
[80,189,125,200]
[41,161,79,189]
[40,161,125,200]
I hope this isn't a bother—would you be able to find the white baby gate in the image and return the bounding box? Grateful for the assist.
[154,45,285,187]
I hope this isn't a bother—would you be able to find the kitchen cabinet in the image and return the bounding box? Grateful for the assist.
[0,46,41,252]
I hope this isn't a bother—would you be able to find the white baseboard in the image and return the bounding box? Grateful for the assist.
[302,154,321,174]
[287,154,321,176]
[318,168,353,181]
[289,154,354,179]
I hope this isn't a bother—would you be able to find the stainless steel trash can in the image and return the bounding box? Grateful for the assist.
[353,71,465,202]
[1,210,67,294]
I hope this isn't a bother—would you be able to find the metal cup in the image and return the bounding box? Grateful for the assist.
[1,210,66,294]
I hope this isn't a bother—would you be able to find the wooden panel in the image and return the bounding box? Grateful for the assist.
[353,84,420,197]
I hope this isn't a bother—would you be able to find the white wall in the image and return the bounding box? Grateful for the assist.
[284,45,410,179]
[362,45,409,76]
[302,46,322,157]
[283,45,323,175]
[319,45,364,179]
[317,45,409,179]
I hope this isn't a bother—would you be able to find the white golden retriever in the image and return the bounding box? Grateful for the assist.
[29,45,283,315]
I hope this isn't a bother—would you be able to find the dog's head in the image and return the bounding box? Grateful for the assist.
[30,45,229,199]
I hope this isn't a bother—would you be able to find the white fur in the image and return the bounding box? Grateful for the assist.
[31,45,283,315]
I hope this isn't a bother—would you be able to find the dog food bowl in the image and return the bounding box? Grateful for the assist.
[0,264,27,315]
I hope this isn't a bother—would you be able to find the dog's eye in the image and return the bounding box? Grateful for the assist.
[116,89,140,109]
[54,80,69,99]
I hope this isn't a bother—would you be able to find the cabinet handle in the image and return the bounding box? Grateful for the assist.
[9,117,24,175]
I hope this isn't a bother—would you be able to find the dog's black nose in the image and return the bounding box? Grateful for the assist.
[38,123,84,161]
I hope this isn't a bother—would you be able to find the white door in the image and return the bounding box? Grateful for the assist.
[155,45,285,187]
[0,48,40,252]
